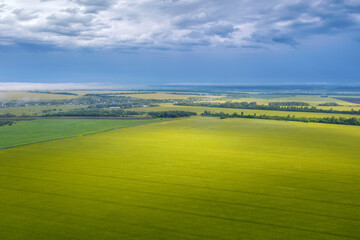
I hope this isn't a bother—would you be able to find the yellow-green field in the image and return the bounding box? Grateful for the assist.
[0,117,359,239]
[225,94,359,106]
[132,103,360,119]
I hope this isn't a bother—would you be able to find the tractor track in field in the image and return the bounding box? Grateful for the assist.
[1,186,359,240]
[1,163,359,208]
[1,173,359,222]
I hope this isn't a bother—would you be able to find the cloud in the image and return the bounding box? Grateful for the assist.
[0,0,359,50]
[72,0,116,13]
[206,24,237,37]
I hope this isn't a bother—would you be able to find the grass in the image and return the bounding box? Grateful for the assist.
[0,119,158,149]
[0,117,359,239]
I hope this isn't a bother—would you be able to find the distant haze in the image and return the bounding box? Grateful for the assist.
[0,82,114,91]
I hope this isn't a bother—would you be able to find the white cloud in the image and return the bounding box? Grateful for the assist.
[0,0,359,50]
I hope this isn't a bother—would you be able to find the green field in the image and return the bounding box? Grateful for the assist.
[0,117,359,239]
[0,119,158,149]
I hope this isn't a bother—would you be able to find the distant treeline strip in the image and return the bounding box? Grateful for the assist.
[44,109,197,119]
[43,109,144,117]
[201,111,360,126]
[0,121,14,127]
[176,101,360,115]
[148,111,197,118]
[268,102,310,106]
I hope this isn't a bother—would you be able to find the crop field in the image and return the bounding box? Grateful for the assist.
[132,103,360,119]
[0,117,359,239]
[0,119,158,149]
[217,95,359,107]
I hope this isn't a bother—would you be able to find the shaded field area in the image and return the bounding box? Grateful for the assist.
[0,119,158,149]
[334,97,360,104]
[0,117,359,239]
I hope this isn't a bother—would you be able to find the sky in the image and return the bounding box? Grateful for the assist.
[0,0,359,89]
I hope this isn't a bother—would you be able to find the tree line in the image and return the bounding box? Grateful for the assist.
[43,109,197,119]
[268,102,310,106]
[176,101,360,115]
[147,111,197,118]
[201,111,360,126]
[43,109,144,117]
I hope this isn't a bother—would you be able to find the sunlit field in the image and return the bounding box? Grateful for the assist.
[0,117,359,239]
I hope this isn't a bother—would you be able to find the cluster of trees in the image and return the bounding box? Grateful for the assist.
[0,121,13,127]
[176,101,360,115]
[147,111,197,118]
[43,109,144,117]
[201,111,360,126]
[268,102,310,106]
[318,102,341,106]
[0,113,16,118]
